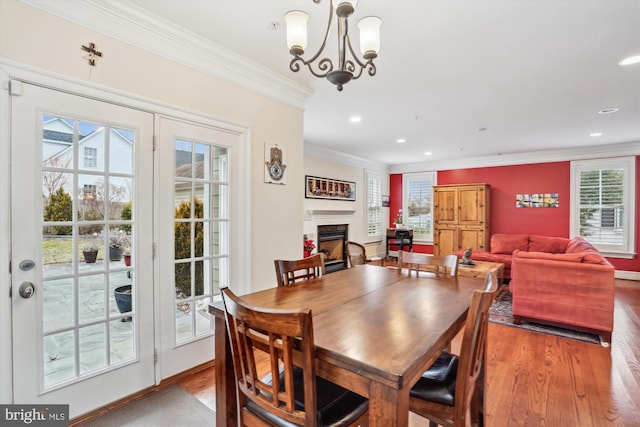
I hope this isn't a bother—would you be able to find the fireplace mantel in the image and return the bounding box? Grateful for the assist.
[308,209,356,217]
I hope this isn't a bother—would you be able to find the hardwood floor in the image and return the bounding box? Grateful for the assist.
[176,278,640,426]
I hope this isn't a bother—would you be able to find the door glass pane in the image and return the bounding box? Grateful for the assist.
[40,113,136,389]
[173,140,227,344]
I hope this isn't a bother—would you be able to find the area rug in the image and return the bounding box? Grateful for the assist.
[489,290,602,345]
[82,384,215,426]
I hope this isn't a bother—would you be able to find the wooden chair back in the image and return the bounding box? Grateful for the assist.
[345,240,366,267]
[221,287,318,426]
[398,250,458,277]
[274,253,326,286]
[409,271,498,427]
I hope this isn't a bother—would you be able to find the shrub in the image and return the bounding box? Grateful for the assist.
[120,201,132,233]
[174,198,204,297]
[44,187,72,235]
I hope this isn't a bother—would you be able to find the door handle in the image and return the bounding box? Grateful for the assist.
[19,281,35,299]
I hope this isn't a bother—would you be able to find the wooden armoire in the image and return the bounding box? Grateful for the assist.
[432,183,490,256]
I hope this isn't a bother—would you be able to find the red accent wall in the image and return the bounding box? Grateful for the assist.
[390,156,640,272]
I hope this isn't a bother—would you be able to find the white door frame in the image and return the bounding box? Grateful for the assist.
[0,58,251,404]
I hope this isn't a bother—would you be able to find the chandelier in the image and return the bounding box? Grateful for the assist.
[284,0,381,91]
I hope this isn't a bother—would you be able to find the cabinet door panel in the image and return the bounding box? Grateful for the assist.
[434,227,457,256]
[434,188,457,223]
[459,228,486,252]
[458,186,484,224]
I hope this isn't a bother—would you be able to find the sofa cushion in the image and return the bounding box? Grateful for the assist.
[575,252,607,265]
[513,249,583,263]
[490,234,529,254]
[528,235,570,254]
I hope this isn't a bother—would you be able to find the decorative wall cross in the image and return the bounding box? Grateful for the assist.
[81,42,103,66]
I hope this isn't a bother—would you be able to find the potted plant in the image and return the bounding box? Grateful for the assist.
[393,209,404,229]
[82,232,99,263]
[114,284,132,320]
[108,229,130,261]
[303,235,315,258]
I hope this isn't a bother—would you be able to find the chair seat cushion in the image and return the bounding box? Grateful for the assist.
[410,352,458,407]
[247,366,369,427]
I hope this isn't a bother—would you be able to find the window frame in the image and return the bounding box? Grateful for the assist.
[570,156,636,258]
[365,170,383,242]
[402,171,437,243]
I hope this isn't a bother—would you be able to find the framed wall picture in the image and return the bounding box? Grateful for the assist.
[382,195,390,207]
[264,143,287,184]
[305,175,356,201]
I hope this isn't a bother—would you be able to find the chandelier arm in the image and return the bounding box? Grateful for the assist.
[301,0,335,67]
[345,35,370,69]
[290,57,334,79]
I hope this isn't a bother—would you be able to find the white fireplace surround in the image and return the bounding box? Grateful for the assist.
[303,209,357,244]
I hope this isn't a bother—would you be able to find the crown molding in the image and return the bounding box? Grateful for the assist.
[20,0,312,109]
[305,143,391,173]
[390,141,640,174]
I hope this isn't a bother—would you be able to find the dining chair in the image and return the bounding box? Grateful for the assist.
[274,253,326,286]
[397,250,459,277]
[408,271,498,427]
[345,240,383,267]
[220,287,369,427]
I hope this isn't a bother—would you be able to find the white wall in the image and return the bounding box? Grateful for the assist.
[304,146,390,258]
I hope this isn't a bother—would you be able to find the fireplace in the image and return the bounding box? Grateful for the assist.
[317,224,348,273]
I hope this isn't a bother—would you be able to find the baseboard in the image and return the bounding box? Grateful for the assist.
[615,270,640,281]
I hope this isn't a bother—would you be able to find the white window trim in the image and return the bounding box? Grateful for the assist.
[364,170,383,243]
[402,171,437,244]
[570,156,636,258]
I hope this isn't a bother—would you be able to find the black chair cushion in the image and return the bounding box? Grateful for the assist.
[246,366,369,427]
[409,351,458,407]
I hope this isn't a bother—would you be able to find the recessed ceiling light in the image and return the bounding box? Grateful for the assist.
[619,55,640,66]
[424,151,432,156]
[396,138,406,143]
[590,132,603,137]
[349,116,361,123]
[598,108,619,114]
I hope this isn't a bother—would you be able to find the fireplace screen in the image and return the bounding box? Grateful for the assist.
[317,224,348,273]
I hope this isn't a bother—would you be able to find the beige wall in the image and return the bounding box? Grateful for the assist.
[0,0,303,292]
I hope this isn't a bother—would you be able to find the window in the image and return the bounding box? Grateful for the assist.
[366,171,382,239]
[571,157,635,257]
[403,172,436,242]
[84,146,97,168]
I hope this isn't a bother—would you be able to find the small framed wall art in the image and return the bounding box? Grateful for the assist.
[264,143,287,184]
[516,193,559,208]
[305,175,356,201]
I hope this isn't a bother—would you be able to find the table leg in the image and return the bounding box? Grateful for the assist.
[369,381,409,426]
[215,312,238,427]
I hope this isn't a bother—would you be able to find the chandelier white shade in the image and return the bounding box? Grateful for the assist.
[284,0,381,91]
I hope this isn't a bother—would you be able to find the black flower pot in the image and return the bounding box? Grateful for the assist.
[109,247,124,261]
[83,250,98,263]
[114,285,132,314]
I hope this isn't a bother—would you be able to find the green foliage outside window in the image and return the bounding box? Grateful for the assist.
[174,198,204,297]
[44,187,73,235]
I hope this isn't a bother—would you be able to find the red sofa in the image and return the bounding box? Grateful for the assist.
[457,233,615,342]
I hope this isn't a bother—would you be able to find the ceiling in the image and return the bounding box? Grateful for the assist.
[38,0,640,167]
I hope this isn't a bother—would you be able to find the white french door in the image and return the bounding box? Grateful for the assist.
[10,82,155,418]
[155,116,235,379]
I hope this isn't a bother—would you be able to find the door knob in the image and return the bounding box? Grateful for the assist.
[19,282,35,299]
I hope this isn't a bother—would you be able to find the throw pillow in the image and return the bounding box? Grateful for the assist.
[490,234,529,254]
[528,235,570,253]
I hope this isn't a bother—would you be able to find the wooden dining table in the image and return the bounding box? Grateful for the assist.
[209,264,487,427]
